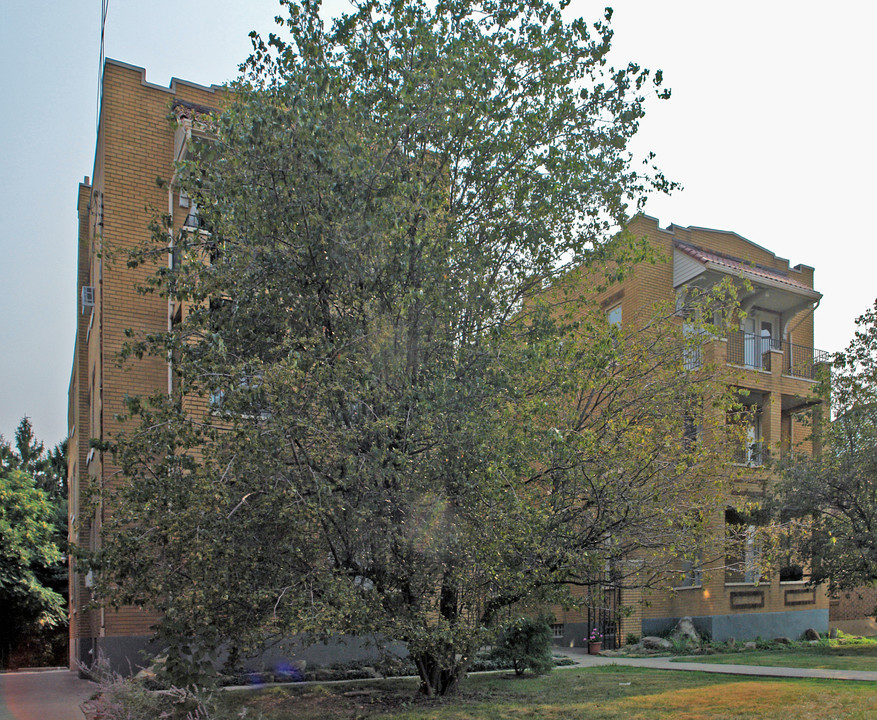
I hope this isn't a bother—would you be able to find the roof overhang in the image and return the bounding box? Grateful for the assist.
[674,244,821,316]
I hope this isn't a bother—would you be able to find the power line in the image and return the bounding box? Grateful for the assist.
[97,0,109,133]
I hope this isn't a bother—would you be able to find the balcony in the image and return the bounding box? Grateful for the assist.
[784,340,831,380]
[727,331,829,380]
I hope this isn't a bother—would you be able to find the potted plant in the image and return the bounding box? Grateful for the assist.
[587,627,603,654]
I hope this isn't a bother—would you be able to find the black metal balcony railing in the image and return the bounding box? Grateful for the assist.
[784,341,831,380]
[727,331,780,371]
[682,345,703,371]
[726,331,829,380]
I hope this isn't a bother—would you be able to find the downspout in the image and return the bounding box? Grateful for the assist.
[168,185,174,395]
[783,298,821,340]
[97,190,105,640]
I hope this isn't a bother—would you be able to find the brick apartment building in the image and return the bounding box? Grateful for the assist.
[69,60,845,671]
[68,59,223,669]
[549,214,831,648]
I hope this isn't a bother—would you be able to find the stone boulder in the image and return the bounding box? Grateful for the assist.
[641,636,672,650]
[773,636,792,645]
[312,668,336,681]
[670,616,701,645]
[802,628,821,641]
[743,641,757,650]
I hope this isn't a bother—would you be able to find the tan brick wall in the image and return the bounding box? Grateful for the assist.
[69,60,224,648]
[579,215,827,637]
[831,587,877,622]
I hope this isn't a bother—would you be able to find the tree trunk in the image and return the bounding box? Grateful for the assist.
[411,652,466,696]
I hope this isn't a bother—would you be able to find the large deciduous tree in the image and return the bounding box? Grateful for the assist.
[777,299,877,595]
[105,0,740,695]
[0,418,67,668]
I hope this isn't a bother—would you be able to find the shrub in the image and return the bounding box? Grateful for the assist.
[494,615,554,676]
[626,633,641,646]
[80,657,221,720]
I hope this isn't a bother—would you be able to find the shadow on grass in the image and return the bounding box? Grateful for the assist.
[218,665,877,719]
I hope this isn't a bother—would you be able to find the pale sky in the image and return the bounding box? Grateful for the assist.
[1,1,875,445]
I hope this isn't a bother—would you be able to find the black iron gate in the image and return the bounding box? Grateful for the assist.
[586,584,621,650]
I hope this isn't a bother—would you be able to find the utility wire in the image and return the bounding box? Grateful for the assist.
[97,0,109,133]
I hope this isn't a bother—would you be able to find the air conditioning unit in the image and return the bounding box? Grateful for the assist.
[81,285,95,314]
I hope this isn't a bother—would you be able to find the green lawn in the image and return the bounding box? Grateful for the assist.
[219,666,877,719]
[674,641,877,672]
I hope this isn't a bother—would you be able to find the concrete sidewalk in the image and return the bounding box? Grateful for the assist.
[554,648,877,682]
[0,669,96,720]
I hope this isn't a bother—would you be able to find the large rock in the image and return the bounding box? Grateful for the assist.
[773,636,792,645]
[670,616,701,645]
[803,628,821,641]
[641,636,672,650]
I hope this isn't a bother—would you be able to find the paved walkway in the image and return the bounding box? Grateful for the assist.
[0,669,95,720]
[553,648,877,682]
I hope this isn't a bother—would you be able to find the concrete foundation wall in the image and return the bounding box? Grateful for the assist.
[254,636,408,673]
[74,635,160,676]
[551,622,591,649]
[74,634,408,677]
[643,608,828,642]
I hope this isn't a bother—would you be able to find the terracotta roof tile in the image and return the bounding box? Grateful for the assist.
[675,241,815,293]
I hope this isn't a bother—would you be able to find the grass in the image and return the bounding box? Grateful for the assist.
[673,638,877,671]
[218,665,877,719]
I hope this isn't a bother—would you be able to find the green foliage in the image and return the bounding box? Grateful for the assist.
[0,469,64,666]
[103,0,742,698]
[665,631,706,654]
[776,299,877,593]
[0,417,68,668]
[493,615,554,676]
[82,658,223,720]
[0,468,62,607]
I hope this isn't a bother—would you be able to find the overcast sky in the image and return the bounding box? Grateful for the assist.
[1,1,875,445]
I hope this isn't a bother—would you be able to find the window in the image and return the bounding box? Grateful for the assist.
[779,563,804,582]
[209,370,269,420]
[683,413,701,449]
[551,623,565,639]
[677,553,703,588]
[607,304,622,327]
[778,509,805,582]
[182,202,205,230]
[208,388,225,412]
[725,508,763,584]
[731,405,763,466]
